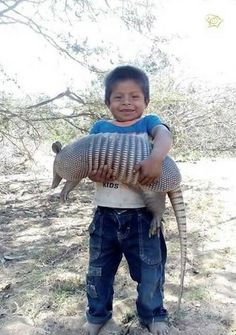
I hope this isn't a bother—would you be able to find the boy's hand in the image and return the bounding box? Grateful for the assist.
[88,165,116,182]
[133,156,163,185]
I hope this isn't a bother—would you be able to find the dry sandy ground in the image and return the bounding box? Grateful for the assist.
[0,157,235,335]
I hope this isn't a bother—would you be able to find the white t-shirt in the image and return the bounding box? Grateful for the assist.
[94,181,145,208]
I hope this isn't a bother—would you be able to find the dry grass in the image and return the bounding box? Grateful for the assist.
[0,158,235,334]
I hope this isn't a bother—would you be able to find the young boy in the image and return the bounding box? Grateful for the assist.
[85,66,172,335]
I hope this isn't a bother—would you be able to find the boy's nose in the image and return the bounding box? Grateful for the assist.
[122,96,131,105]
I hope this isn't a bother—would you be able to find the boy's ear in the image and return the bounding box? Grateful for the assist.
[145,99,149,107]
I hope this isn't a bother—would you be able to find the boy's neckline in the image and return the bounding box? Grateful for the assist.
[108,118,142,127]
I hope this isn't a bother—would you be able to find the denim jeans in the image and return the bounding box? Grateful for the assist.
[86,206,168,325]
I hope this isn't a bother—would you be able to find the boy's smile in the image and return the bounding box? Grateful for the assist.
[107,79,148,122]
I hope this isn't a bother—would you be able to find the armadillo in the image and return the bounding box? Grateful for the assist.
[51,132,187,311]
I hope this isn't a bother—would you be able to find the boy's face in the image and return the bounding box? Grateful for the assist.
[107,79,147,122]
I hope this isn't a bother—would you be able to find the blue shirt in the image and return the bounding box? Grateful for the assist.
[89,114,164,208]
[90,114,162,136]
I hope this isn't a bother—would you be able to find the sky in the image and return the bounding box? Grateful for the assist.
[157,0,236,84]
[0,0,235,97]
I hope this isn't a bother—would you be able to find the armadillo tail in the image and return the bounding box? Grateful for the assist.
[52,173,62,189]
[52,141,62,154]
[168,186,187,312]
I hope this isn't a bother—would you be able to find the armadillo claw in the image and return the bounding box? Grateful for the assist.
[60,191,68,202]
[149,219,161,238]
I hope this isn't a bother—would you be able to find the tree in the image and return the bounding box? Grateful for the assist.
[1,0,235,163]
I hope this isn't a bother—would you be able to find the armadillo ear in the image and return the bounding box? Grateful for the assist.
[52,141,62,154]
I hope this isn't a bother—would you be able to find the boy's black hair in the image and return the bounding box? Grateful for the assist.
[104,65,150,105]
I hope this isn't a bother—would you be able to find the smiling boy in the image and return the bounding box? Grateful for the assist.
[85,66,172,335]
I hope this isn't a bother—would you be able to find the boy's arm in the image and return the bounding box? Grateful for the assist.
[133,124,172,185]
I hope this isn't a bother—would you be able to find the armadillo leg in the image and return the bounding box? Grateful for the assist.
[168,187,187,312]
[141,190,166,237]
[60,180,81,202]
[52,173,62,189]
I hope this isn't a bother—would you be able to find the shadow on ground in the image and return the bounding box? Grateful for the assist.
[0,167,235,334]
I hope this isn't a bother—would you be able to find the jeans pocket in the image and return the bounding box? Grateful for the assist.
[138,212,162,265]
[89,211,103,261]
[86,266,102,299]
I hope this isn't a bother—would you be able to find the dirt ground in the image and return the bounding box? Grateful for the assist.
[0,155,235,335]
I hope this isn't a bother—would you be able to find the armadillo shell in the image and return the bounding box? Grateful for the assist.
[54,133,182,192]
[87,133,181,192]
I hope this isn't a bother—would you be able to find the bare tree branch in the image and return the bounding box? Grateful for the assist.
[28,112,93,122]
[0,2,104,73]
[0,0,25,16]
[1,104,98,123]
[26,89,87,109]
[26,90,73,109]
[63,118,87,132]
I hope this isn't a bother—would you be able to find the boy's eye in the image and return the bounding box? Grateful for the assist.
[132,95,141,99]
[114,96,121,99]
